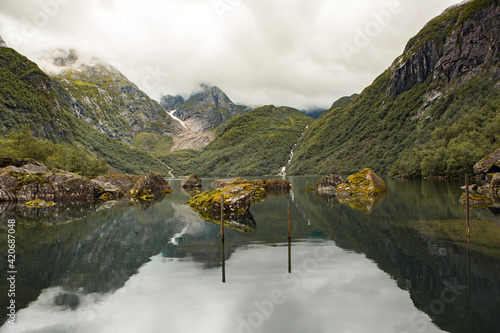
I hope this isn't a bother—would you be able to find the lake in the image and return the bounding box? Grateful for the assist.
[0,176,499,333]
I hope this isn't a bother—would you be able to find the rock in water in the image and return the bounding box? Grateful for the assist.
[188,182,266,220]
[179,174,202,189]
[459,193,494,208]
[211,177,247,189]
[316,174,344,192]
[336,168,387,197]
[128,171,172,199]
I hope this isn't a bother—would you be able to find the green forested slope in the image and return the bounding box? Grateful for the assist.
[0,47,171,175]
[159,105,313,176]
[288,0,500,177]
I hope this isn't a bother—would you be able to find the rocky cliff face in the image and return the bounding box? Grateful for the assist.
[48,49,180,144]
[160,84,249,151]
[288,0,500,176]
[161,84,249,131]
[387,1,500,98]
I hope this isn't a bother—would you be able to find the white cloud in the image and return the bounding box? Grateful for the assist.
[0,0,461,109]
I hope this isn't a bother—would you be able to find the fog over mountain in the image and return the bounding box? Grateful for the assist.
[0,0,460,109]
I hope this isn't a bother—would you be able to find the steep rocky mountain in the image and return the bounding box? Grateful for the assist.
[161,84,249,131]
[46,49,180,144]
[160,84,250,151]
[0,36,6,47]
[0,46,172,175]
[159,105,313,176]
[288,0,500,177]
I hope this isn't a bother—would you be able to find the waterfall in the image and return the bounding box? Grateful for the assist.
[280,126,308,176]
[167,110,189,131]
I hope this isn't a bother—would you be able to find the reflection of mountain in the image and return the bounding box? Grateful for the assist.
[287,177,500,333]
[1,177,499,331]
[0,195,206,325]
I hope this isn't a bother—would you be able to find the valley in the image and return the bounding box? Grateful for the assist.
[0,0,499,179]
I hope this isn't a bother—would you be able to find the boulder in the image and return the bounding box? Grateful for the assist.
[459,193,494,208]
[211,177,247,189]
[260,178,292,192]
[129,171,172,199]
[94,174,141,193]
[43,172,101,201]
[316,174,344,192]
[188,182,266,221]
[212,177,291,193]
[0,162,171,203]
[474,148,500,174]
[336,168,387,197]
[179,174,202,188]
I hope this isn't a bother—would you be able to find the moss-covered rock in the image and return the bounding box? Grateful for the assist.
[336,168,387,197]
[128,171,171,199]
[211,177,247,189]
[315,169,387,213]
[259,178,292,192]
[24,199,56,208]
[460,193,494,208]
[317,174,344,193]
[188,182,266,221]
[179,174,202,188]
[211,177,292,193]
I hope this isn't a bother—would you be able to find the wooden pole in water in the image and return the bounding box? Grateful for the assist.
[288,236,291,274]
[287,199,291,239]
[465,174,470,239]
[287,199,291,273]
[221,237,226,283]
[221,194,225,241]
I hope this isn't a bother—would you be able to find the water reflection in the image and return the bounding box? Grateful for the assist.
[0,177,498,332]
[1,242,448,333]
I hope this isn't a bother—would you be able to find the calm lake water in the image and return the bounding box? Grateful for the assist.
[0,176,499,333]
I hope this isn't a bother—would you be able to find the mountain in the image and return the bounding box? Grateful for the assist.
[159,105,313,176]
[161,84,249,131]
[0,36,6,47]
[160,84,250,151]
[288,0,500,177]
[0,46,172,175]
[45,49,179,145]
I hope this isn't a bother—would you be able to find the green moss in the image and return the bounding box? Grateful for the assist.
[338,168,387,196]
[188,181,267,221]
[11,171,49,187]
[460,193,494,208]
[24,199,56,208]
[99,192,114,201]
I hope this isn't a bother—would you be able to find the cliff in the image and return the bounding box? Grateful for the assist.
[387,0,500,98]
[51,49,180,144]
[289,0,500,177]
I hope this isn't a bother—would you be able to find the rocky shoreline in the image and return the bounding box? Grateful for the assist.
[0,159,172,208]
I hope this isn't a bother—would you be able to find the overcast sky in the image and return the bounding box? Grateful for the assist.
[0,0,462,110]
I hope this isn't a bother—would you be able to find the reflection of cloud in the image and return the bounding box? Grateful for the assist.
[5,242,445,333]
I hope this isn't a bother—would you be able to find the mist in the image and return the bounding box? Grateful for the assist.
[0,0,460,109]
